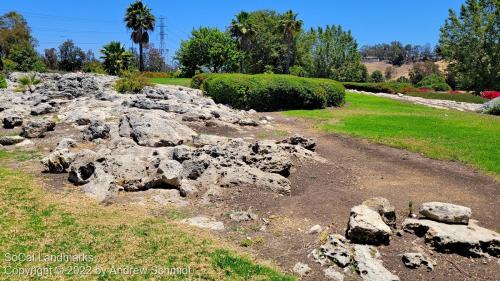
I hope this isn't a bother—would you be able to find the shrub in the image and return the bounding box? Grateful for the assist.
[290,65,307,77]
[481,97,500,115]
[396,76,410,83]
[480,91,500,100]
[342,81,416,94]
[417,74,451,91]
[384,66,396,80]
[0,74,7,89]
[197,74,345,111]
[17,73,41,93]
[191,73,211,89]
[82,61,106,74]
[370,70,384,82]
[114,71,152,93]
[409,61,441,84]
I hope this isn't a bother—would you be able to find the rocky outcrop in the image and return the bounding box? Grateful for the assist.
[362,197,396,227]
[312,234,352,267]
[419,202,471,224]
[3,116,23,128]
[20,120,56,138]
[403,218,499,257]
[346,205,392,245]
[353,245,399,281]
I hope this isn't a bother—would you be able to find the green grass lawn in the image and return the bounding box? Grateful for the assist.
[150,78,192,87]
[285,92,500,177]
[0,151,294,281]
[405,91,487,104]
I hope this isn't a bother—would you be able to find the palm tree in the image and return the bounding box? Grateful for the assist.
[124,1,155,72]
[230,11,254,72]
[17,73,40,93]
[100,41,134,75]
[278,10,302,74]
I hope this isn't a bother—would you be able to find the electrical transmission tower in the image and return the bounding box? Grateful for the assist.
[158,16,168,71]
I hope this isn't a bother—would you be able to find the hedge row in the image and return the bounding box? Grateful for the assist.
[192,73,345,111]
[342,81,416,94]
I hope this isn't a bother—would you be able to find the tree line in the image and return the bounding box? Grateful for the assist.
[360,42,439,66]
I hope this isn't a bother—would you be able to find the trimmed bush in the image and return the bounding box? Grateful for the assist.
[370,70,384,82]
[342,81,416,94]
[417,74,451,91]
[195,74,345,111]
[0,74,7,89]
[114,71,152,93]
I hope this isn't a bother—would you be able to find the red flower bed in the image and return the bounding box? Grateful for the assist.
[417,87,432,92]
[481,91,500,99]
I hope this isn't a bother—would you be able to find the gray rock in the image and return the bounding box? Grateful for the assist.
[157,159,184,188]
[55,138,76,150]
[308,224,322,234]
[353,245,399,281]
[238,118,258,126]
[403,218,499,257]
[278,135,316,151]
[182,158,210,180]
[3,116,23,128]
[0,136,25,146]
[419,202,471,224]
[229,211,258,222]
[313,234,352,267]
[82,120,110,141]
[68,150,99,185]
[401,252,435,270]
[20,120,56,138]
[292,262,311,276]
[41,149,76,173]
[31,103,56,115]
[323,267,344,281]
[183,216,224,231]
[480,97,500,115]
[346,205,392,245]
[362,197,396,227]
[119,113,195,147]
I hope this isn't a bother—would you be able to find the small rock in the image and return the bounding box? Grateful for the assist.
[401,252,435,271]
[229,211,258,222]
[3,116,23,128]
[323,267,344,281]
[308,224,322,234]
[292,262,311,276]
[0,136,25,146]
[238,119,258,126]
[419,202,471,224]
[346,205,392,245]
[313,234,352,267]
[83,120,110,141]
[182,216,224,231]
[278,135,316,151]
[353,245,400,281]
[31,103,56,115]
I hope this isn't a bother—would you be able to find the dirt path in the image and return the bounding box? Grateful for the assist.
[216,113,500,280]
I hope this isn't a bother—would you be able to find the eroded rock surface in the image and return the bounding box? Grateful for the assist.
[419,202,471,224]
[353,245,400,281]
[346,205,392,245]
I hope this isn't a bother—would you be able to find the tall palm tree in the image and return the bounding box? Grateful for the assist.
[278,10,302,74]
[230,11,254,72]
[100,41,134,75]
[124,1,155,72]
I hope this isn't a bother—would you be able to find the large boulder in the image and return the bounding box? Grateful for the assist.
[362,197,396,227]
[41,149,76,173]
[403,218,499,257]
[82,120,110,141]
[353,245,399,281]
[346,205,392,245]
[312,234,352,267]
[20,120,56,138]
[419,202,471,224]
[119,113,196,147]
[31,103,57,116]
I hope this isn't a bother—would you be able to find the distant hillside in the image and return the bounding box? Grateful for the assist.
[363,61,448,80]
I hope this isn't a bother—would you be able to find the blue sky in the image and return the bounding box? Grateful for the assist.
[1,0,464,63]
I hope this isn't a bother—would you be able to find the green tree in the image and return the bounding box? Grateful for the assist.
[299,25,366,82]
[277,10,303,74]
[100,41,134,75]
[370,70,385,82]
[44,48,58,69]
[409,61,441,84]
[144,44,166,72]
[124,1,155,72]
[439,0,499,92]
[58,40,85,71]
[0,12,33,70]
[230,11,255,72]
[176,27,240,77]
[8,41,45,72]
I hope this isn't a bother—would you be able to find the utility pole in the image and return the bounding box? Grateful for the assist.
[159,16,168,71]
